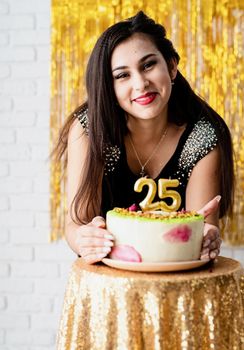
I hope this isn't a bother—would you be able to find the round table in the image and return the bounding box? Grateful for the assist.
[57,256,244,350]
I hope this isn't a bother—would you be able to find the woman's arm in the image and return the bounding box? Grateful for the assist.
[186,146,220,224]
[185,146,222,259]
[65,119,114,264]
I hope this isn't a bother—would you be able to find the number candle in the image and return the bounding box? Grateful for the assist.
[134,178,181,212]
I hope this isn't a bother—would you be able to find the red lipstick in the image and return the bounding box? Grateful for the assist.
[133,92,157,105]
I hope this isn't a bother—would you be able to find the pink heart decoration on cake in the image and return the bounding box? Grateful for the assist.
[163,225,192,243]
[110,245,142,262]
[128,203,139,212]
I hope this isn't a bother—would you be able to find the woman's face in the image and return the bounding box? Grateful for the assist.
[111,33,177,122]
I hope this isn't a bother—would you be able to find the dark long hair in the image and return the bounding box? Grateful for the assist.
[54,11,234,223]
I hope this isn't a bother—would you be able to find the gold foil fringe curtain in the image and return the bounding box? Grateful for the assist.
[50,0,244,244]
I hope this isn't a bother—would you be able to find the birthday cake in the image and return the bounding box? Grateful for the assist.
[106,208,204,262]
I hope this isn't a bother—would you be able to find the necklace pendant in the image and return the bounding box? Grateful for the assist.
[140,167,146,177]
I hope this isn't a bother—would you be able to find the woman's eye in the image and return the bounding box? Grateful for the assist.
[114,72,129,80]
[143,60,156,70]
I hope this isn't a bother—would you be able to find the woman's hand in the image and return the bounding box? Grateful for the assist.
[200,223,221,260]
[198,196,222,260]
[74,216,114,264]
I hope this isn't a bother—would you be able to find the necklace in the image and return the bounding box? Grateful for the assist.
[128,127,168,177]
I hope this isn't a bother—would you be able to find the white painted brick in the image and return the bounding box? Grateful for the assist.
[0,227,9,243]
[53,294,66,315]
[0,163,9,176]
[0,195,9,210]
[0,245,33,261]
[0,144,31,160]
[31,314,60,330]
[36,111,50,127]
[36,13,50,29]
[35,212,50,228]
[11,30,50,45]
[0,47,35,61]
[32,330,56,350]
[30,347,54,350]
[6,330,31,345]
[9,0,50,13]
[6,329,55,346]
[14,96,49,112]
[31,346,56,350]
[0,32,9,45]
[0,279,33,293]
[36,78,50,96]
[0,177,32,193]
[59,262,73,279]
[233,248,244,266]
[0,96,12,110]
[33,174,49,193]
[36,46,50,61]
[0,2,9,14]
[0,15,35,29]
[8,295,53,313]
[35,243,75,262]
[16,127,49,144]
[0,112,36,127]
[220,245,234,258]
[0,263,10,277]
[10,161,48,177]
[11,62,49,78]
[10,227,49,244]
[31,145,49,161]
[0,211,34,227]
[0,313,29,329]
[0,129,15,143]
[11,261,58,278]
[0,346,28,350]
[0,63,10,78]
[31,330,55,346]
[0,296,6,310]
[0,79,36,96]
[0,329,4,344]
[35,279,67,295]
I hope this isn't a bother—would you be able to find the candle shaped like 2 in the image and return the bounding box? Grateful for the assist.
[134,178,181,212]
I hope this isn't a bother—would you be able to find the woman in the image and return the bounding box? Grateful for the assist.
[54,11,234,264]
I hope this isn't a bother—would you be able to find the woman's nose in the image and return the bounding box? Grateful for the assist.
[133,73,149,91]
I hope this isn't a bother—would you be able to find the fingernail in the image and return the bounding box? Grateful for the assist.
[201,248,209,255]
[203,239,211,247]
[210,251,217,259]
[104,234,114,240]
[102,247,111,254]
[97,253,107,259]
[215,195,221,203]
[104,241,113,247]
[201,254,209,260]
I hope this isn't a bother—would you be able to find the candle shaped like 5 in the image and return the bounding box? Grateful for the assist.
[158,179,181,212]
[134,178,181,212]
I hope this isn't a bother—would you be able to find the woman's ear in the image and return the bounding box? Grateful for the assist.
[169,58,178,80]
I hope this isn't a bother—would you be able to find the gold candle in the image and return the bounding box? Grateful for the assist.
[134,178,181,212]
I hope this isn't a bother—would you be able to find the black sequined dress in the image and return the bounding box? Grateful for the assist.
[76,109,218,216]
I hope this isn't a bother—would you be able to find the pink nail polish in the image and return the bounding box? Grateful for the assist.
[215,195,221,203]
[104,241,113,247]
[102,247,111,253]
[104,234,114,240]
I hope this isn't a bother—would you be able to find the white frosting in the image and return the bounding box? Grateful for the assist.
[106,212,204,262]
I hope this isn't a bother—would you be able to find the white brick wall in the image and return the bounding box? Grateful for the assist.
[0,1,243,349]
[0,1,75,349]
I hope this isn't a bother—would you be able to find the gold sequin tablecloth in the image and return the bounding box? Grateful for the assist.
[57,257,244,350]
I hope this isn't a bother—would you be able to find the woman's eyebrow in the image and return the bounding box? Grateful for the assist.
[112,53,157,73]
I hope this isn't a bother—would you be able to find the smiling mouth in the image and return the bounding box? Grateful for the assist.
[133,93,157,105]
